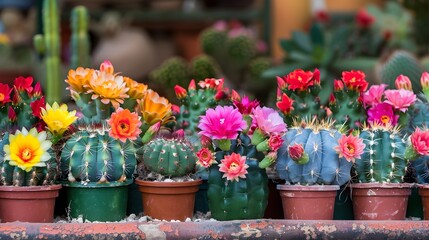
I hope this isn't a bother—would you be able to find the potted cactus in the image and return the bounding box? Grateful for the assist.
[135,130,201,221]
[60,61,170,221]
[0,77,76,223]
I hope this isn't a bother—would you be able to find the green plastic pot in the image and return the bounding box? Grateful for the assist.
[127,181,143,215]
[63,179,132,222]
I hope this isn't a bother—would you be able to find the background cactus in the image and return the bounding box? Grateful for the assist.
[0,133,58,186]
[70,6,90,69]
[141,132,196,177]
[357,126,407,183]
[150,57,190,90]
[189,55,219,81]
[276,125,353,185]
[207,133,268,220]
[60,126,138,184]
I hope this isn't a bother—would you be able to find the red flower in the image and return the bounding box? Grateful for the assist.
[276,93,294,115]
[233,95,259,115]
[285,69,314,91]
[188,79,196,91]
[342,70,368,92]
[334,80,344,92]
[198,78,224,90]
[0,83,12,104]
[289,143,304,161]
[313,68,321,85]
[174,85,187,100]
[14,76,33,93]
[32,82,43,98]
[8,106,16,122]
[268,135,283,152]
[356,9,374,28]
[329,93,336,105]
[30,96,45,119]
[315,10,330,23]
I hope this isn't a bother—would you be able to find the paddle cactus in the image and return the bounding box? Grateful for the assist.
[141,130,196,177]
[276,120,361,186]
[356,125,407,183]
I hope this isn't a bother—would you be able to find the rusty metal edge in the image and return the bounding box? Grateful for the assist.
[0,220,428,239]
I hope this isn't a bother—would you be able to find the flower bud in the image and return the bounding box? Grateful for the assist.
[276,76,287,90]
[333,80,344,92]
[395,75,412,91]
[100,60,114,74]
[174,85,187,100]
[289,143,309,164]
[313,68,321,85]
[142,121,161,144]
[421,72,429,90]
[188,79,196,91]
[230,89,241,102]
[8,106,16,122]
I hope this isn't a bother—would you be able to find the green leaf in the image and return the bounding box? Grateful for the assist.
[261,63,315,79]
[292,31,313,53]
[289,52,314,64]
[310,23,324,47]
[333,57,377,72]
[279,39,296,53]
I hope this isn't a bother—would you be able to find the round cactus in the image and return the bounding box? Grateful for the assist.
[142,132,196,177]
[200,29,227,57]
[276,125,353,186]
[226,35,256,66]
[150,57,190,88]
[189,54,219,81]
[60,127,138,184]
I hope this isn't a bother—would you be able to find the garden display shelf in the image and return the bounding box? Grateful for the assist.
[0,220,427,239]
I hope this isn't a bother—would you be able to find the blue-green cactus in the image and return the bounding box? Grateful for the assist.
[276,123,353,186]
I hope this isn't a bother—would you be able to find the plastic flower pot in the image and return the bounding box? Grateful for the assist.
[0,184,61,223]
[417,184,429,220]
[194,180,209,214]
[63,180,132,222]
[351,183,412,220]
[135,179,202,221]
[127,181,143,215]
[277,184,339,220]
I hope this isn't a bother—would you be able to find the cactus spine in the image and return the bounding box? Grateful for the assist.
[208,133,268,220]
[142,133,196,177]
[276,125,353,185]
[357,126,407,183]
[60,127,137,184]
[70,6,90,69]
[34,0,61,104]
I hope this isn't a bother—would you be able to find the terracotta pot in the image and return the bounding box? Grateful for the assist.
[418,184,429,220]
[136,179,202,221]
[0,184,61,223]
[277,184,339,220]
[351,183,412,220]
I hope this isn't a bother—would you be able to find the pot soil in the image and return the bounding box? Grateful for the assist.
[277,185,339,220]
[0,184,61,223]
[351,183,412,220]
[63,180,131,222]
[135,179,202,221]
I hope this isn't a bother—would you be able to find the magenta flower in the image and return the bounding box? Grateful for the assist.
[198,106,247,140]
[252,107,287,135]
[384,89,416,112]
[367,102,398,126]
[362,84,387,108]
[233,96,260,115]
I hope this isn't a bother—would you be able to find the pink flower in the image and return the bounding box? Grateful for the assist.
[218,153,249,182]
[363,84,387,107]
[233,96,260,115]
[421,72,429,90]
[252,106,287,135]
[410,128,429,156]
[334,80,344,92]
[198,106,247,140]
[196,148,216,168]
[395,75,412,91]
[334,135,365,163]
[268,135,283,152]
[367,102,398,126]
[384,89,416,112]
[289,143,304,161]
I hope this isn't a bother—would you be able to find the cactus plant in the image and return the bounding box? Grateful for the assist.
[276,120,358,186]
[356,125,407,183]
[150,57,190,89]
[70,6,90,69]
[142,131,196,178]
[189,55,219,81]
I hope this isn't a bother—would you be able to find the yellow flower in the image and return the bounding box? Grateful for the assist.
[66,67,94,93]
[124,77,147,99]
[86,71,129,109]
[0,34,10,45]
[41,102,78,136]
[139,89,174,125]
[3,128,52,172]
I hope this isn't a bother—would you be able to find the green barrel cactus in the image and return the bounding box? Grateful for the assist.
[189,54,219,81]
[142,131,196,177]
[60,127,138,184]
[276,124,353,185]
[357,126,407,183]
[207,133,268,221]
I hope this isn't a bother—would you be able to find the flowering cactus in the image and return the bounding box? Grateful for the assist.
[406,128,429,183]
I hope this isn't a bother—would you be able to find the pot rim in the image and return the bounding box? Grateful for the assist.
[62,178,133,188]
[276,184,339,191]
[135,178,202,188]
[351,182,414,189]
[416,184,429,189]
[0,184,62,192]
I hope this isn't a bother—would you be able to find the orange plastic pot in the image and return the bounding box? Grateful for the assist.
[135,179,202,221]
[418,184,429,220]
[277,184,339,220]
[351,183,412,220]
[0,184,61,223]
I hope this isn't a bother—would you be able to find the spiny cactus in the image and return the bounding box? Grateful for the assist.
[60,126,138,184]
[376,50,424,94]
[226,35,256,68]
[207,133,268,220]
[408,96,429,133]
[276,121,353,185]
[150,57,190,89]
[189,55,219,81]
[70,6,90,69]
[200,28,227,58]
[357,126,407,183]
[142,131,196,177]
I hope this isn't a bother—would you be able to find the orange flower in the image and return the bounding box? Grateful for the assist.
[108,108,142,142]
[124,77,147,99]
[86,71,129,109]
[139,89,174,125]
[66,67,94,93]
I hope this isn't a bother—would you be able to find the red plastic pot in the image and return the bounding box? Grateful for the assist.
[418,184,429,220]
[277,184,339,220]
[0,184,62,223]
[351,183,412,220]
